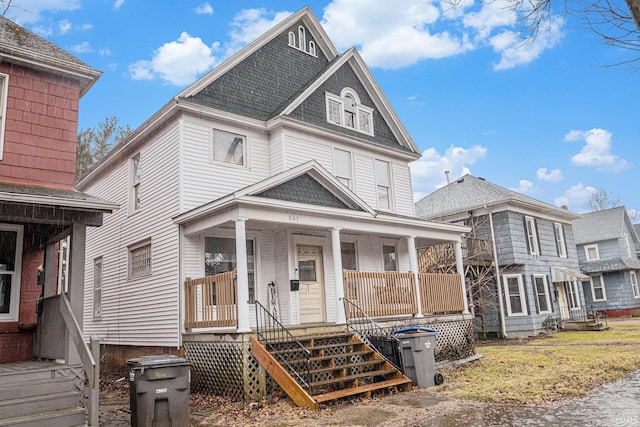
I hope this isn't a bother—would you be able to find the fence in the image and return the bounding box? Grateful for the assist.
[185,270,237,329]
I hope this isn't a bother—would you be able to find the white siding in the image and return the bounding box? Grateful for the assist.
[392,163,415,216]
[180,115,271,211]
[83,120,182,347]
[353,153,376,208]
[283,134,332,169]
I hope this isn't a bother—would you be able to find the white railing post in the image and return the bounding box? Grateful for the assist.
[407,236,423,317]
[331,227,346,324]
[235,217,251,332]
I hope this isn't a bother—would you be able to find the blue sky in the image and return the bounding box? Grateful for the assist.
[9,0,639,218]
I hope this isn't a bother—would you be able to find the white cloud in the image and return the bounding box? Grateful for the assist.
[129,32,218,86]
[322,0,472,69]
[509,179,539,194]
[227,8,293,55]
[99,48,112,57]
[490,15,564,71]
[554,182,597,212]
[58,19,71,34]
[114,0,125,10]
[565,128,628,172]
[537,167,563,183]
[462,0,517,39]
[410,144,487,200]
[195,2,214,15]
[5,0,81,24]
[71,41,92,54]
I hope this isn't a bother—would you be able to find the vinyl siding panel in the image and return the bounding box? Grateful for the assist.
[180,115,271,211]
[353,153,376,208]
[392,163,415,216]
[83,121,182,347]
[283,134,332,170]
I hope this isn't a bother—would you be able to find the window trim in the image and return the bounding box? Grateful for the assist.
[631,271,639,299]
[93,257,103,319]
[554,222,567,258]
[533,274,552,314]
[287,26,318,57]
[130,153,141,213]
[210,128,247,168]
[375,159,392,211]
[0,73,8,160]
[503,274,528,316]
[333,148,353,188]
[524,216,540,256]
[584,244,600,261]
[589,274,606,302]
[325,89,375,136]
[128,239,152,279]
[0,224,23,322]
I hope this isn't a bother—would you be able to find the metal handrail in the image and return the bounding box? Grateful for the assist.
[254,301,311,393]
[341,297,402,370]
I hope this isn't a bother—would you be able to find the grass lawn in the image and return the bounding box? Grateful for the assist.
[433,318,640,404]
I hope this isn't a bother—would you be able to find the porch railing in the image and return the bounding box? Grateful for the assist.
[255,301,311,393]
[418,273,465,314]
[343,270,464,318]
[184,271,237,330]
[562,304,609,327]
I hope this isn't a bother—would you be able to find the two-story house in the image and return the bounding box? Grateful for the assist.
[77,7,473,405]
[573,207,640,317]
[415,174,589,338]
[0,16,115,426]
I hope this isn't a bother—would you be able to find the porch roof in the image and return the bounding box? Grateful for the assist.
[173,162,469,244]
[551,266,590,283]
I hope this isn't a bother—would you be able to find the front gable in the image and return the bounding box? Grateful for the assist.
[255,173,362,211]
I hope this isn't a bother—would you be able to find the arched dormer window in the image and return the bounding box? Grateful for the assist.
[308,40,316,57]
[298,26,306,51]
[325,88,374,136]
[288,31,296,47]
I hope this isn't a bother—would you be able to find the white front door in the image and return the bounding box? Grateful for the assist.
[297,245,325,324]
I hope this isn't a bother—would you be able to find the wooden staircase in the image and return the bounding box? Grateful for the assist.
[251,331,412,409]
[0,362,85,427]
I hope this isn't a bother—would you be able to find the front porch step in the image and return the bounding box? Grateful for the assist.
[0,391,81,418]
[0,407,86,427]
[251,331,412,409]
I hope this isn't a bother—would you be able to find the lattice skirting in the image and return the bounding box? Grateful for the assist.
[184,340,265,402]
[184,319,474,402]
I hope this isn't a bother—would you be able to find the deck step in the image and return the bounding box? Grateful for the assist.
[311,368,399,388]
[0,391,81,419]
[287,350,376,366]
[0,407,85,427]
[0,376,76,400]
[313,377,413,403]
[308,359,385,375]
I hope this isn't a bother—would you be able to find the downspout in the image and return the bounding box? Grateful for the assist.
[486,205,508,339]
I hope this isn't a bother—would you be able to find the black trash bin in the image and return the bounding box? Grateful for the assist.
[127,355,190,427]
[394,326,440,388]
[368,334,402,369]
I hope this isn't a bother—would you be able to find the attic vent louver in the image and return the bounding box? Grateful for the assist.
[457,178,464,183]
[287,26,318,58]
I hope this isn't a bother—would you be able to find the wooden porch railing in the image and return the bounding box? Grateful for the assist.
[418,273,465,314]
[343,270,465,319]
[184,270,237,329]
[343,271,418,317]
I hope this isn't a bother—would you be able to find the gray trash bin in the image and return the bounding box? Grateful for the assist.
[395,326,439,388]
[127,355,190,427]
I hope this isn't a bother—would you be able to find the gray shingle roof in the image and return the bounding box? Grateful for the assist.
[580,257,640,273]
[572,207,634,245]
[0,15,101,95]
[414,174,578,221]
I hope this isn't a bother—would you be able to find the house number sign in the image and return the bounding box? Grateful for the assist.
[288,214,299,222]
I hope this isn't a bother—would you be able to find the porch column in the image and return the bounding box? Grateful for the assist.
[66,223,86,365]
[235,217,251,332]
[331,227,346,324]
[455,240,470,314]
[43,240,57,298]
[407,236,423,318]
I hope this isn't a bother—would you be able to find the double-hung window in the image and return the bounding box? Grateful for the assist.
[325,89,374,136]
[585,244,599,261]
[212,129,245,166]
[205,237,255,303]
[503,274,527,316]
[631,271,639,298]
[524,216,539,255]
[375,160,391,210]
[334,149,352,188]
[93,258,103,319]
[533,274,551,314]
[130,154,141,212]
[382,245,397,272]
[554,223,567,258]
[590,274,606,301]
[341,242,357,271]
[0,224,23,322]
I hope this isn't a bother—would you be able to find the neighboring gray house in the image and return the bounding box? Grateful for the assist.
[573,207,640,316]
[416,174,589,338]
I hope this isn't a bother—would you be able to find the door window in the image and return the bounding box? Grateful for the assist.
[299,260,317,281]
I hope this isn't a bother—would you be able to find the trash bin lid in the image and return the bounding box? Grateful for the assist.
[394,325,437,334]
[127,354,189,367]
